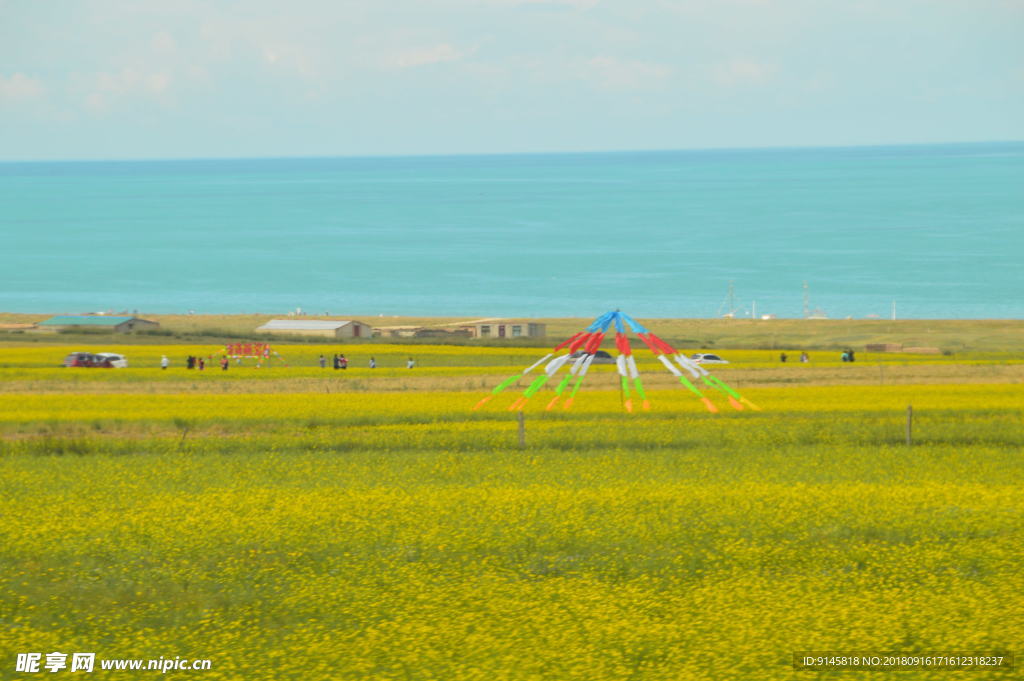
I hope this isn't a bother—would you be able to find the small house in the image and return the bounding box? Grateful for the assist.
[471,320,546,339]
[37,315,160,333]
[256,319,372,339]
[865,343,903,352]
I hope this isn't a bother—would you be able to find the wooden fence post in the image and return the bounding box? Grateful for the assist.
[517,411,526,449]
[906,405,913,446]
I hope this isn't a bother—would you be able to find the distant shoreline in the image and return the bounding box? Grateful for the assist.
[2,313,1022,353]
[4,311,1024,324]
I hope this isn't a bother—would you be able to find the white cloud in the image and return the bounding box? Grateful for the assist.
[144,72,171,95]
[0,73,46,102]
[487,0,599,7]
[579,56,672,91]
[77,67,174,114]
[84,91,108,114]
[711,58,776,86]
[94,68,141,94]
[151,31,177,54]
[659,0,772,11]
[389,43,471,69]
[260,43,318,80]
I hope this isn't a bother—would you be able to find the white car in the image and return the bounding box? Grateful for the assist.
[690,353,729,364]
[95,352,129,368]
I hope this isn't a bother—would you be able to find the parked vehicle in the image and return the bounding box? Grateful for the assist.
[62,352,97,367]
[690,353,729,364]
[62,351,128,368]
[94,352,128,368]
[567,350,616,364]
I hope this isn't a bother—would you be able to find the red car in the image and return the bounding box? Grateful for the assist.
[62,352,128,368]
[63,352,99,367]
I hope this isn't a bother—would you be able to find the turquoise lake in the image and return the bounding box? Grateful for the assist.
[2,142,1021,319]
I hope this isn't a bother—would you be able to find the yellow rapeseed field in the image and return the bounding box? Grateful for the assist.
[0,342,1021,679]
[3,342,1017,369]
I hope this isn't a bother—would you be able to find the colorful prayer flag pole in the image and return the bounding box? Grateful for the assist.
[474,310,762,414]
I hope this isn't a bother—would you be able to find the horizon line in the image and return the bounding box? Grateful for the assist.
[2,138,1022,165]
[3,311,1020,322]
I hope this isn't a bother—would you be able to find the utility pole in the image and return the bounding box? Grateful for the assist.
[719,281,737,318]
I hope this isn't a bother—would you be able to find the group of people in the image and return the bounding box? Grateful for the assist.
[184,355,231,371]
[320,354,359,369]
[779,350,855,362]
[317,354,415,369]
[163,353,419,370]
[779,352,810,363]
[322,354,349,369]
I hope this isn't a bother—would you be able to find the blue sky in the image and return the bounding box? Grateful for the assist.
[2,0,1022,160]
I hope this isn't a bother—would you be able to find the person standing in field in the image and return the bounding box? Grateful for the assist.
[800,351,809,363]
[407,357,415,369]
[780,352,788,363]
[369,356,376,369]
[339,354,348,370]
[332,354,339,370]
[220,356,229,371]
[198,357,205,371]
[160,355,169,370]
[318,354,326,368]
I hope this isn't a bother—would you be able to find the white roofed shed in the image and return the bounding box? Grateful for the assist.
[256,319,372,339]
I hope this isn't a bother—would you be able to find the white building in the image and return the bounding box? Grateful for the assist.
[255,319,373,339]
[471,320,546,339]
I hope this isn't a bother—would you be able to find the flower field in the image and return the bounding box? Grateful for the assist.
[3,342,1019,371]
[1,342,1021,679]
